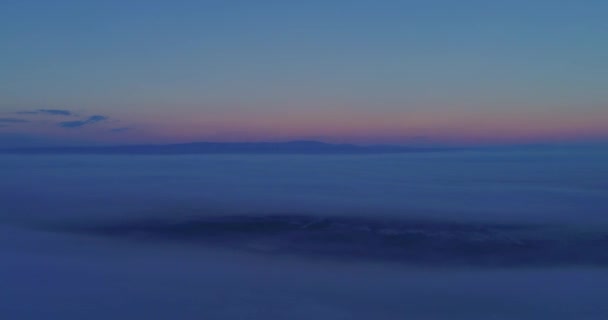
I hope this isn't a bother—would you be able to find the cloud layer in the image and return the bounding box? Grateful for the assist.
[0,118,29,123]
[110,127,131,133]
[17,109,73,116]
[59,115,108,128]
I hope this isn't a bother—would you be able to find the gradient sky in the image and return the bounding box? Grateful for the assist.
[1,0,607,146]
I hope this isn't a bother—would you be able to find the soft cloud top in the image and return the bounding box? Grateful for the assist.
[17,109,73,116]
[59,115,108,128]
[110,127,131,133]
[0,118,29,123]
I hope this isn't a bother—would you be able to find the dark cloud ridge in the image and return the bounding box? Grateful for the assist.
[59,115,108,128]
[0,118,29,123]
[17,109,73,116]
[110,127,132,133]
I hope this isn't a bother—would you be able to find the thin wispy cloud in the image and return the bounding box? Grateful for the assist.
[17,109,73,116]
[0,118,29,123]
[59,121,89,128]
[89,115,107,121]
[110,127,132,133]
[59,115,108,128]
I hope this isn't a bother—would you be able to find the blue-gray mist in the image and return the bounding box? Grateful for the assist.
[1,147,608,319]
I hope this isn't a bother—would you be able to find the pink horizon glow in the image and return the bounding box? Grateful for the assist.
[4,108,607,146]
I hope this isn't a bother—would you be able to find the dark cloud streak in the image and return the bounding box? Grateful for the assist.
[110,127,132,133]
[88,115,107,122]
[17,109,73,116]
[59,115,108,128]
[0,118,29,123]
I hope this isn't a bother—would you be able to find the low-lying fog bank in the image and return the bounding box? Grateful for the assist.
[2,149,608,319]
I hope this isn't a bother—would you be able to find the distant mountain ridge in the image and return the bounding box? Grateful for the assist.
[0,140,447,154]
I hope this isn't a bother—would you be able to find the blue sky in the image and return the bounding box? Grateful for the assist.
[1,0,607,146]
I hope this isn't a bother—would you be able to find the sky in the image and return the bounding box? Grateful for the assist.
[1,0,607,147]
